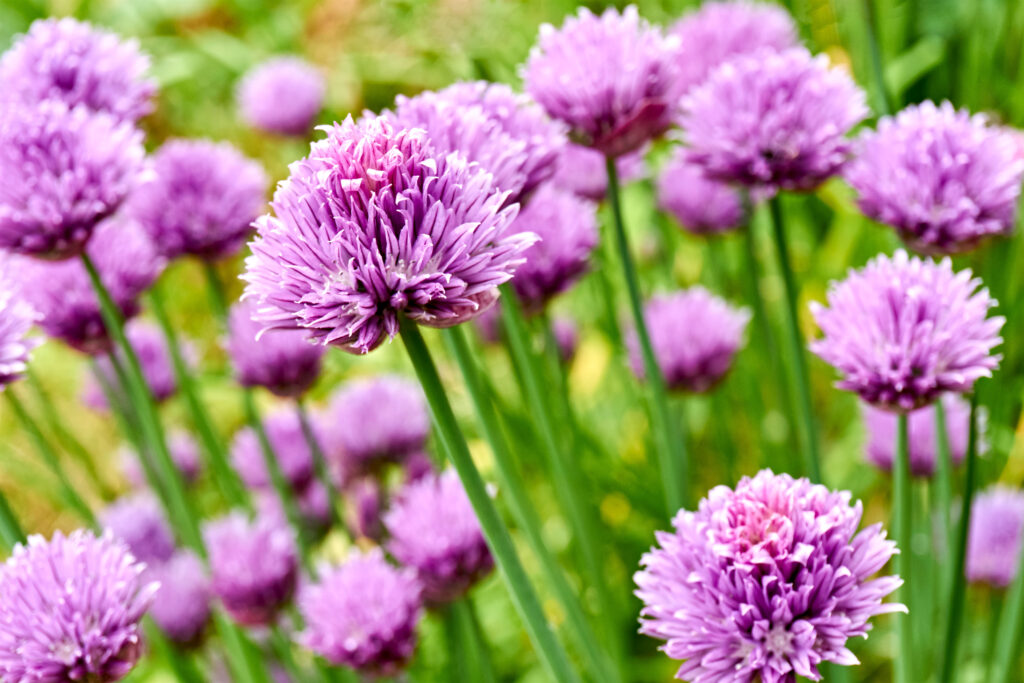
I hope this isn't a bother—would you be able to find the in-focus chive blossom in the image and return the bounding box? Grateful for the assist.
[845,101,1024,254]
[242,115,533,353]
[635,470,904,682]
[629,287,750,393]
[0,101,145,259]
[681,47,867,196]
[966,485,1024,587]
[669,0,798,96]
[0,18,155,122]
[231,410,317,494]
[121,430,203,488]
[861,394,975,477]
[0,530,158,683]
[146,550,212,649]
[100,492,176,565]
[657,148,745,235]
[0,256,39,388]
[384,469,494,606]
[524,5,682,158]
[14,215,164,354]
[225,299,325,398]
[299,549,423,675]
[550,142,647,201]
[85,320,189,410]
[203,511,299,627]
[810,250,1004,411]
[129,139,268,261]
[237,57,326,136]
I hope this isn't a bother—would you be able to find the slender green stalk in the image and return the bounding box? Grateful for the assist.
[462,600,498,683]
[766,198,822,482]
[214,611,271,683]
[605,156,687,513]
[988,482,1024,679]
[443,326,617,683]
[933,401,955,588]
[939,395,979,683]
[447,600,497,683]
[6,390,95,525]
[0,487,25,552]
[296,398,343,529]
[203,261,231,323]
[398,318,580,683]
[893,413,913,683]
[148,624,207,683]
[863,0,896,115]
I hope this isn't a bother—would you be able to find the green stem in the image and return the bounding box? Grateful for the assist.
[863,0,896,115]
[443,604,471,682]
[443,326,617,683]
[933,401,955,589]
[939,395,979,683]
[462,599,498,683]
[0,486,25,552]
[5,390,95,525]
[766,197,822,482]
[894,413,914,683]
[398,318,580,683]
[214,611,271,683]
[203,261,231,323]
[605,156,687,513]
[295,398,344,530]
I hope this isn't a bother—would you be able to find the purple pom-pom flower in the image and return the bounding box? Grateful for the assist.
[658,147,745,234]
[966,486,1024,587]
[231,410,318,494]
[100,492,176,565]
[0,257,39,387]
[146,550,212,648]
[237,57,326,136]
[635,470,904,682]
[810,250,1004,411]
[861,394,973,477]
[299,549,422,675]
[0,530,157,683]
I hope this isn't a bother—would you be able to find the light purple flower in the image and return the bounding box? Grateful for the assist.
[550,142,647,200]
[129,139,268,261]
[670,1,798,96]
[0,256,39,387]
[635,470,904,682]
[146,550,211,648]
[88,320,184,409]
[121,430,202,488]
[966,486,1024,587]
[243,115,532,354]
[845,101,1024,254]
[861,394,973,477]
[810,250,1004,411]
[657,147,745,234]
[681,48,868,195]
[237,57,325,136]
[15,215,164,354]
[226,299,325,398]
[100,492,176,566]
[203,512,298,627]
[299,549,422,675]
[0,101,145,259]
[0,18,155,122]
[524,6,682,158]
[629,287,750,393]
[231,410,317,494]
[0,530,157,683]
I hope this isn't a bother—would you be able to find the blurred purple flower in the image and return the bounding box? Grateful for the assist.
[524,6,682,158]
[88,320,185,409]
[552,316,579,363]
[0,257,39,387]
[121,430,202,488]
[231,410,317,494]
[657,148,745,235]
[146,550,211,649]
[257,480,333,539]
[550,143,647,201]
[861,394,973,477]
[966,486,1024,587]
[100,492,176,566]
[635,470,904,682]
[237,57,325,136]
[243,115,532,354]
[345,477,383,541]
[0,530,157,683]
[810,250,1003,411]
[846,101,1024,254]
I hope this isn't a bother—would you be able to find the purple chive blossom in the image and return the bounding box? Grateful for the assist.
[231,410,318,494]
[129,139,268,261]
[242,115,532,354]
[0,18,155,122]
[657,147,745,235]
[0,101,145,259]
[636,470,904,682]
[15,215,164,354]
[88,320,185,409]
[845,101,1024,254]
[100,493,176,566]
[966,486,1024,587]
[810,250,1004,411]
[323,375,430,478]
[681,48,868,196]
[861,393,974,477]
[146,550,211,649]
[629,287,750,393]
[203,512,299,627]
[387,81,565,204]
[509,185,598,312]
[237,57,326,136]
[0,530,157,683]
[300,549,423,675]
[550,142,647,200]
[226,299,325,398]
[385,469,493,606]
[121,430,202,487]
[524,6,682,158]
[0,257,39,387]
[670,1,798,96]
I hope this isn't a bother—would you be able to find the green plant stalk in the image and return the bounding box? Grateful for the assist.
[295,398,344,529]
[443,326,617,683]
[5,390,96,525]
[988,470,1024,680]
[398,318,580,683]
[462,599,498,683]
[933,401,955,588]
[214,611,272,683]
[939,395,979,683]
[894,413,913,683]
[147,623,205,683]
[0,486,25,552]
[89,354,145,451]
[766,198,822,483]
[150,282,249,508]
[863,0,896,115]
[446,600,497,683]
[605,156,688,513]
[203,261,231,323]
